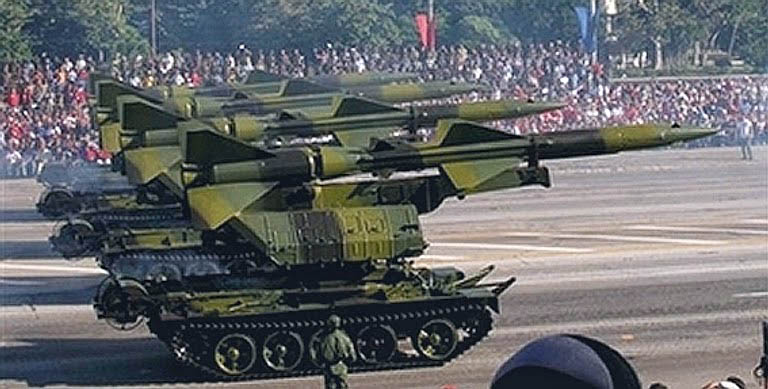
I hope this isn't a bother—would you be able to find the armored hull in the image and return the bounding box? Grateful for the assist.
[94,263,514,378]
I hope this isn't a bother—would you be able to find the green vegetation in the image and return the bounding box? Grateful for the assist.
[1,0,764,70]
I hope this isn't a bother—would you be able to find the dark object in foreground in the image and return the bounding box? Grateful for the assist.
[490,334,641,389]
[755,321,768,389]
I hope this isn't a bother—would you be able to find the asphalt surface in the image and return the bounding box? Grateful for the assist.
[1,146,767,389]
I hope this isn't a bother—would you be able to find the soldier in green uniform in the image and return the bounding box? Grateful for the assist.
[320,314,357,389]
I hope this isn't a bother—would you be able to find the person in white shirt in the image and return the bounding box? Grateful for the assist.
[737,117,753,160]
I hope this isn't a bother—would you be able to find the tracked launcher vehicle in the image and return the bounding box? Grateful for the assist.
[91,120,716,379]
[49,97,564,257]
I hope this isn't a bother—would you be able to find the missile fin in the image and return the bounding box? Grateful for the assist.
[277,109,310,121]
[87,73,113,96]
[440,157,524,195]
[335,127,397,148]
[188,182,277,230]
[330,96,401,117]
[117,95,181,132]
[94,79,162,113]
[184,128,274,166]
[434,120,523,147]
[279,80,336,96]
[244,70,284,84]
[124,146,185,198]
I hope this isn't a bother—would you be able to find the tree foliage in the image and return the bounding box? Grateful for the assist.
[0,0,33,61]
[3,0,765,69]
[24,0,147,58]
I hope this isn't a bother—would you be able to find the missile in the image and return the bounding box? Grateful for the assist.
[184,121,717,186]
[155,71,419,99]
[182,121,716,231]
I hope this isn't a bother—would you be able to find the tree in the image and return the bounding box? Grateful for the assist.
[0,0,33,61]
[25,0,147,58]
[614,0,706,69]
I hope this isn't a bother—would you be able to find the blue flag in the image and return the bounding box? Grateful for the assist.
[573,6,598,53]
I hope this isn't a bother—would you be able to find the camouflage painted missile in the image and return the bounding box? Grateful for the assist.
[119,97,563,200]
[156,71,419,99]
[181,121,716,249]
[121,95,565,149]
[164,81,488,119]
[95,80,489,153]
[182,122,715,224]
[92,77,475,124]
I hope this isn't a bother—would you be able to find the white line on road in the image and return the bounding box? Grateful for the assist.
[494,309,768,337]
[420,254,467,261]
[429,242,593,254]
[516,262,768,286]
[505,231,727,245]
[625,224,768,235]
[739,219,768,225]
[732,291,768,299]
[0,263,106,275]
[0,278,45,286]
[1,304,94,315]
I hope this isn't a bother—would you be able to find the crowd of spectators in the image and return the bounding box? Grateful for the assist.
[2,41,766,178]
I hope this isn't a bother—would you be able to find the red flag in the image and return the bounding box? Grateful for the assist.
[414,13,430,48]
[428,16,437,50]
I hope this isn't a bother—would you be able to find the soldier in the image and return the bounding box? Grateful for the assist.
[319,314,357,389]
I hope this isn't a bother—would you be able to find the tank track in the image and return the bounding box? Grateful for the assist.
[100,249,262,283]
[151,300,493,381]
[85,206,184,228]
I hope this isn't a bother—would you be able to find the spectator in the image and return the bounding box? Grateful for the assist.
[2,42,766,178]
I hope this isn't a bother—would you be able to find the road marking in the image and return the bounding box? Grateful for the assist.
[739,219,768,224]
[1,304,94,315]
[0,222,53,227]
[0,263,106,275]
[0,278,45,286]
[625,224,768,235]
[516,262,768,286]
[494,309,768,337]
[420,254,467,261]
[0,341,37,348]
[506,231,726,245]
[732,291,768,299]
[430,242,593,253]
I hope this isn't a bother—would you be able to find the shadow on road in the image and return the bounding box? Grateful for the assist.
[0,337,215,386]
[0,276,100,306]
[0,241,60,259]
[0,209,46,222]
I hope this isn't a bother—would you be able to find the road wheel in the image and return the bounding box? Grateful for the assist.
[262,330,304,372]
[214,333,257,376]
[356,325,397,364]
[413,319,458,361]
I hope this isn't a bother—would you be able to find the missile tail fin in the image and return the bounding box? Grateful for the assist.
[117,96,181,132]
[94,80,162,113]
[279,80,336,96]
[440,157,527,195]
[184,128,274,166]
[434,120,523,147]
[245,70,284,84]
[330,96,401,117]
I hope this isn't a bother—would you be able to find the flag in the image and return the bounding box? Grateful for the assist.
[573,6,599,53]
[414,13,437,50]
[415,14,430,49]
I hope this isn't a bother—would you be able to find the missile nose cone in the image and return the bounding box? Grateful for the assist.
[525,101,567,114]
[661,125,719,143]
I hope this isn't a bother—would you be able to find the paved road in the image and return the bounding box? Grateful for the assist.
[1,146,766,388]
